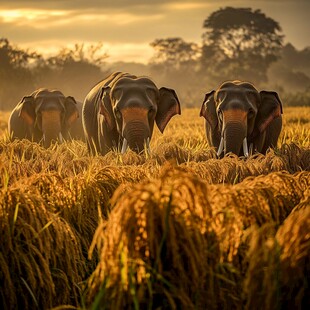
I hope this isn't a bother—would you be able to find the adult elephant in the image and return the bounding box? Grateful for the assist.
[8,88,80,147]
[200,80,283,157]
[82,72,181,155]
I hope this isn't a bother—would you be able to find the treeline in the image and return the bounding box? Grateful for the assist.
[147,7,310,108]
[1,7,310,110]
[0,39,109,109]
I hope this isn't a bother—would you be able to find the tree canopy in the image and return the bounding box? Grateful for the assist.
[0,39,108,109]
[46,43,108,68]
[0,38,40,69]
[202,7,283,58]
[150,37,200,69]
[201,7,284,83]
[0,38,40,109]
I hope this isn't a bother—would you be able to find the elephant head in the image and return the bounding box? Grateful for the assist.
[18,89,79,147]
[200,81,283,157]
[99,76,180,153]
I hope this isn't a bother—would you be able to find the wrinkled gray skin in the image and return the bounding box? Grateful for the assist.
[8,88,80,147]
[200,80,283,157]
[82,72,181,155]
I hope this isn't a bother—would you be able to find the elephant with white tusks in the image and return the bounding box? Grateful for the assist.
[200,80,283,157]
[82,72,181,155]
[8,88,82,147]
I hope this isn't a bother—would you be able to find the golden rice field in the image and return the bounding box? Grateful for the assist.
[0,107,309,310]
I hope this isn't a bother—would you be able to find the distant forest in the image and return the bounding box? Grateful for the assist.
[1,7,310,110]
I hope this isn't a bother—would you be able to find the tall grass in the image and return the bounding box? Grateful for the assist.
[0,107,309,309]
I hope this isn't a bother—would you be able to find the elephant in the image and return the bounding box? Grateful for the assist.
[8,88,81,147]
[82,72,181,155]
[200,80,283,157]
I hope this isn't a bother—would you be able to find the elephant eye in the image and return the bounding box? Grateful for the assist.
[149,106,156,115]
[248,109,255,118]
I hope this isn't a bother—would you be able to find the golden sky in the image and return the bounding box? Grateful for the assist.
[1,0,309,63]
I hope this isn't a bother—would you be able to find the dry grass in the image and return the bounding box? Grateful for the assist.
[87,168,215,309]
[0,107,309,309]
[0,186,85,309]
[244,206,310,310]
[86,168,309,309]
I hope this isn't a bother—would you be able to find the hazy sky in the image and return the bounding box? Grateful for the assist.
[1,0,309,63]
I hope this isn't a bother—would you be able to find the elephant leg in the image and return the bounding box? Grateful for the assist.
[82,101,101,155]
[261,117,282,154]
[205,121,221,152]
[97,116,121,155]
[98,120,110,155]
[8,111,26,140]
[253,131,266,154]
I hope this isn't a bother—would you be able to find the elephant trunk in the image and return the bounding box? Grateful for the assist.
[223,121,247,156]
[41,110,62,147]
[123,121,150,153]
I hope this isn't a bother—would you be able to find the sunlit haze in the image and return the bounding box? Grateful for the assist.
[1,0,309,63]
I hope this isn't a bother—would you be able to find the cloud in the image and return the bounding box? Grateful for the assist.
[0,8,164,28]
[0,0,177,12]
[164,2,214,11]
[0,9,69,23]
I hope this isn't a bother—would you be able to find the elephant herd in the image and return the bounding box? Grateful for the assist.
[8,71,283,157]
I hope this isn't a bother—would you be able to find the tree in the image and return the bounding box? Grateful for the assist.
[268,43,310,92]
[0,38,40,69]
[0,38,40,109]
[149,37,202,107]
[0,39,110,109]
[150,37,200,69]
[46,43,108,67]
[34,43,109,100]
[280,43,310,76]
[201,7,284,84]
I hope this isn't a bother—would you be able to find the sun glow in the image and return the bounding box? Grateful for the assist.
[0,9,163,27]
[0,9,68,23]
[18,40,153,64]
[165,2,212,10]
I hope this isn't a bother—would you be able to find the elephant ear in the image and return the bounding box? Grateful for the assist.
[65,96,79,126]
[156,87,181,133]
[99,86,116,130]
[18,96,36,126]
[199,90,217,131]
[256,91,283,133]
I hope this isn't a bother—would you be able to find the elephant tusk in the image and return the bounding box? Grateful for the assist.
[121,138,128,154]
[145,137,151,156]
[58,133,63,143]
[217,137,224,157]
[243,138,249,157]
[249,143,254,156]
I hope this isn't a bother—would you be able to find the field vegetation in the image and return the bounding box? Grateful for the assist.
[0,107,309,309]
